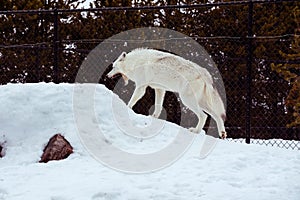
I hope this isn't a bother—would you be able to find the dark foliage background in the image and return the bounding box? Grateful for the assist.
[0,0,299,146]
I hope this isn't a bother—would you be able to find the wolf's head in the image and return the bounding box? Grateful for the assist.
[107,52,129,85]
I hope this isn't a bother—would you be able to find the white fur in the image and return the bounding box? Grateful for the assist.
[107,48,227,138]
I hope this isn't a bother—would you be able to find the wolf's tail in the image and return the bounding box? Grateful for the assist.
[203,83,214,108]
[204,82,226,119]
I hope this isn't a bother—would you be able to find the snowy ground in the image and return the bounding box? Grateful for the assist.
[0,83,299,200]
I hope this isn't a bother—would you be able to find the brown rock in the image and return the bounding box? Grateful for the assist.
[40,134,73,163]
[0,140,6,158]
[0,144,3,158]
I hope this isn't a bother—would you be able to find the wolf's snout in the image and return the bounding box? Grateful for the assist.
[107,70,115,78]
[107,72,112,78]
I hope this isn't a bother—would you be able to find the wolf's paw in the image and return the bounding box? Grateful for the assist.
[188,127,200,133]
[219,131,227,139]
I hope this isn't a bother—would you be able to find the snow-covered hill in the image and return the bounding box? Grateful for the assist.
[0,83,299,200]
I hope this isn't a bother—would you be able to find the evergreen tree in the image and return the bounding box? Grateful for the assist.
[271,6,300,127]
[0,0,81,83]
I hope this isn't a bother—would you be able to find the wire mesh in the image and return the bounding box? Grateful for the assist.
[0,0,299,150]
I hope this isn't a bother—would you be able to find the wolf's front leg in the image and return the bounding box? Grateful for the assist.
[152,88,166,118]
[128,86,147,109]
[189,110,208,133]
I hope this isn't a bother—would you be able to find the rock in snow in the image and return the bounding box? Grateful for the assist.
[40,134,73,163]
[0,144,3,158]
[0,139,5,158]
[0,83,299,200]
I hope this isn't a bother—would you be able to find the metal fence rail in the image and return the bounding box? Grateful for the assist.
[0,0,299,150]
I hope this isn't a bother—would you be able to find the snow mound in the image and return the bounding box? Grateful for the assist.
[0,83,299,200]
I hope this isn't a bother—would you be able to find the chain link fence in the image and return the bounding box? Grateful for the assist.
[0,0,299,150]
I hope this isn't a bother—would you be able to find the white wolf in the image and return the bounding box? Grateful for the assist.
[107,48,227,139]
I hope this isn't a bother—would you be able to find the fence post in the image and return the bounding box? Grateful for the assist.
[53,8,59,83]
[35,47,41,82]
[246,0,254,144]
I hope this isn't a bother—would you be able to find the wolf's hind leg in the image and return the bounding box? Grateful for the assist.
[204,109,227,139]
[152,89,166,118]
[215,115,227,139]
[128,85,147,109]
